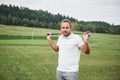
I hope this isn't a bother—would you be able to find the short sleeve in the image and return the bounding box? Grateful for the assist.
[56,36,61,46]
[76,35,84,47]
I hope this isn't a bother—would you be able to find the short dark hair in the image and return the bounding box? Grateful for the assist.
[61,19,72,28]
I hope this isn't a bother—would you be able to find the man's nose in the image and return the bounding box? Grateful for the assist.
[64,28,67,30]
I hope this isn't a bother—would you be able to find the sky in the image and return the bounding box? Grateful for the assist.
[0,0,120,25]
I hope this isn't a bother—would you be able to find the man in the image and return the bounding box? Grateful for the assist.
[47,19,91,80]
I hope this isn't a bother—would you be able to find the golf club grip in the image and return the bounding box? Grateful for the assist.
[47,33,59,36]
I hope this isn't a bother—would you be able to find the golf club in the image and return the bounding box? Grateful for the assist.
[47,31,91,37]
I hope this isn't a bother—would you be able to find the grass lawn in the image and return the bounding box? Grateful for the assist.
[0,25,120,80]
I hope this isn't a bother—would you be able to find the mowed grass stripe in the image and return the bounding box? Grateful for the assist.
[0,39,52,45]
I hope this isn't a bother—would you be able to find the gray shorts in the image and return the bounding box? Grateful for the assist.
[56,70,78,80]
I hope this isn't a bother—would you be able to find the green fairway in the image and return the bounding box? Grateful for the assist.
[0,25,120,80]
[0,24,59,36]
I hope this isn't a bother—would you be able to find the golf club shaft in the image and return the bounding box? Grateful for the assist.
[47,32,83,35]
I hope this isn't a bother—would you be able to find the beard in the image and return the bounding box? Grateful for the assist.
[62,31,71,37]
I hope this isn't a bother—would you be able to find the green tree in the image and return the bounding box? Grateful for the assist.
[72,21,80,31]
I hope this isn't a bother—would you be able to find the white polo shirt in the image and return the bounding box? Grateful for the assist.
[57,33,84,72]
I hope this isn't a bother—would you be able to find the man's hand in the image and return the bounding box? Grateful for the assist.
[46,32,59,52]
[46,33,52,40]
[82,31,92,42]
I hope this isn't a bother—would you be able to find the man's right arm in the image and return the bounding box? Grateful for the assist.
[47,33,59,52]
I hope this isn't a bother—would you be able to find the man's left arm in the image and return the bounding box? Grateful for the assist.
[80,40,90,54]
[80,31,91,54]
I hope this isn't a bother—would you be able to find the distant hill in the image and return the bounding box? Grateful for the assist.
[0,4,120,34]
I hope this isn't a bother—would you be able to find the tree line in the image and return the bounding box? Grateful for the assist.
[0,4,120,34]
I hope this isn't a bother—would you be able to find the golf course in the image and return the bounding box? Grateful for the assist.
[0,24,120,80]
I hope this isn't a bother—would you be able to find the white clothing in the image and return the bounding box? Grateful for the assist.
[56,33,84,72]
